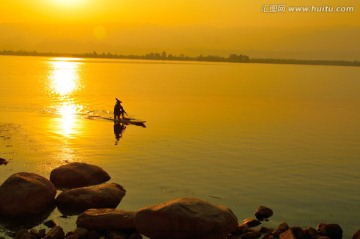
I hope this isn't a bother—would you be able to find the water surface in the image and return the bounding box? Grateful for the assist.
[0,56,360,237]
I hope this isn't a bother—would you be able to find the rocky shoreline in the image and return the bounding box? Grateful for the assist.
[0,162,359,239]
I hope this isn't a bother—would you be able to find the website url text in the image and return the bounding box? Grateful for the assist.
[262,5,355,13]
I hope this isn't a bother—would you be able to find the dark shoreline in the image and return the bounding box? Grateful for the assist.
[3,210,360,239]
[0,163,359,239]
[1,50,359,67]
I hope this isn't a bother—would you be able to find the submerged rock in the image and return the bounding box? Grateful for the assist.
[255,206,273,221]
[76,208,136,231]
[56,183,126,215]
[134,197,238,239]
[0,158,9,166]
[0,172,56,218]
[50,162,110,189]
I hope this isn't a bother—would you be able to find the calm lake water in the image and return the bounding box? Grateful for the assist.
[0,55,360,237]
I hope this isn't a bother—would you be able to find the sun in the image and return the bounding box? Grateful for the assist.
[52,0,84,8]
[43,0,92,22]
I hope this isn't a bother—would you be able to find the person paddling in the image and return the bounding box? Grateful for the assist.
[114,98,126,121]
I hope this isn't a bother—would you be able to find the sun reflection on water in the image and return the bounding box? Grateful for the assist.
[57,103,79,137]
[48,58,83,138]
[49,59,81,96]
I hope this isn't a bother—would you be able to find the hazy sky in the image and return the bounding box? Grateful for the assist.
[1,0,360,59]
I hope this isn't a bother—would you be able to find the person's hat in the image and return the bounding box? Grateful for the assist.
[115,98,122,103]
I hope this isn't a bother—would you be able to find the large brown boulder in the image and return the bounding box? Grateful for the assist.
[50,162,111,189]
[0,172,56,218]
[56,183,126,214]
[134,197,238,239]
[77,208,136,231]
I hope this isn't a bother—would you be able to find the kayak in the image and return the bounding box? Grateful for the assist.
[99,116,146,126]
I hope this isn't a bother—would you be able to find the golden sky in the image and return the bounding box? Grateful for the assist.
[1,0,359,27]
[1,0,360,59]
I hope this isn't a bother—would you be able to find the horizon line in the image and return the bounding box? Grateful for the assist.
[1,49,359,67]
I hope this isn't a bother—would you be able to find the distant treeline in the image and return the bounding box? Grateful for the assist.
[1,49,359,67]
[0,50,250,63]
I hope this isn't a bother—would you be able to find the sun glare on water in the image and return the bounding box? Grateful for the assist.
[49,59,81,96]
[48,58,83,138]
[57,103,78,137]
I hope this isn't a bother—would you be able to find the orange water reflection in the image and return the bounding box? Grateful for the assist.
[56,103,81,137]
[48,58,83,138]
[49,59,81,96]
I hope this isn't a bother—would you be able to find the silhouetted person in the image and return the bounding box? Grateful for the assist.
[114,121,126,145]
[114,98,126,121]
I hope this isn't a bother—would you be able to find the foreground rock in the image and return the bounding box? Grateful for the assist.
[56,183,126,214]
[10,196,360,239]
[14,229,31,239]
[0,172,56,218]
[279,227,307,239]
[353,229,360,239]
[234,222,344,239]
[318,223,343,239]
[107,231,142,239]
[44,226,65,239]
[77,208,136,231]
[134,197,238,239]
[241,218,262,228]
[50,162,111,189]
